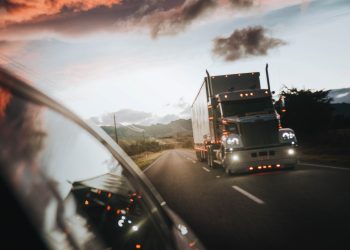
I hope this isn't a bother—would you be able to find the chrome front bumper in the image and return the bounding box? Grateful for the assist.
[224,145,298,173]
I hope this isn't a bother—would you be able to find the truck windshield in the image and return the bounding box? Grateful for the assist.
[221,97,274,117]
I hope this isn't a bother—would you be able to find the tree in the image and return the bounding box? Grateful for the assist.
[279,88,333,138]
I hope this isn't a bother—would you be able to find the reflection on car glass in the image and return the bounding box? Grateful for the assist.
[0,88,170,250]
[72,173,167,250]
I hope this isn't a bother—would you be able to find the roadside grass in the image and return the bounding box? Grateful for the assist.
[131,151,164,170]
[299,146,350,167]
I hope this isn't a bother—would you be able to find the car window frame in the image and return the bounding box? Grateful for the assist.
[0,68,175,248]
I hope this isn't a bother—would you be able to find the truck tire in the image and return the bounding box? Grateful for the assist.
[195,151,201,161]
[223,160,233,176]
[207,147,214,168]
[225,166,233,176]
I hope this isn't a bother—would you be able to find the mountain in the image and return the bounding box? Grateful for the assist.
[328,87,350,104]
[101,119,192,140]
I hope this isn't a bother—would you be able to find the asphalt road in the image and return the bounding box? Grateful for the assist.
[144,149,350,250]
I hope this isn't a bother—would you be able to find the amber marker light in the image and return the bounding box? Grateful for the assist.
[135,244,142,249]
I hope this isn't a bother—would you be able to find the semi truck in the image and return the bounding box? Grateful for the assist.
[191,64,298,175]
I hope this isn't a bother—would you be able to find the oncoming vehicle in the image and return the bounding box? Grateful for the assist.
[0,68,204,250]
[191,65,298,175]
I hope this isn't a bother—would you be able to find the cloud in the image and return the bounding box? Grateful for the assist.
[0,0,121,24]
[88,108,186,126]
[212,26,286,61]
[139,0,254,37]
[0,40,26,65]
[94,109,153,125]
[0,0,304,40]
[174,97,189,109]
[172,97,191,118]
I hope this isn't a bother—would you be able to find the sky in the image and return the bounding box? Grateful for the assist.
[0,0,349,125]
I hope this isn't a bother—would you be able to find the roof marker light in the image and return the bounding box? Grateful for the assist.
[240,93,244,97]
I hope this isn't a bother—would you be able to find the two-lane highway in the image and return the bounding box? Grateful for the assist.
[145,149,350,250]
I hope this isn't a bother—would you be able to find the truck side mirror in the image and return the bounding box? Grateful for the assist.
[274,97,286,114]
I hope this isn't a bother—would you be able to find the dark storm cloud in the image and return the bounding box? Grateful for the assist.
[145,0,253,37]
[212,26,286,61]
[0,0,256,39]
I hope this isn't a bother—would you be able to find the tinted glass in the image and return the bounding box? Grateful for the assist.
[0,86,172,250]
[221,97,274,117]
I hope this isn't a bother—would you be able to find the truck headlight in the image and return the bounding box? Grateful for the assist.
[225,134,242,148]
[279,128,297,144]
[227,137,239,145]
[287,149,295,155]
[282,132,295,140]
[232,154,239,161]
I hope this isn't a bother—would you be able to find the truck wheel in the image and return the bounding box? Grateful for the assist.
[207,154,212,168]
[225,167,233,176]
[207,147,214,168]
[195,151,201,161]
[223,161,232,176]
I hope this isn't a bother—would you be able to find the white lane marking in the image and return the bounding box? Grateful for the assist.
[202,167,211,172]
[192,160,197,164]
[143,154,164,172]
[161,201,166,206]
[300,162,350,171]
[216,175,221,178]
[232,186,265,205]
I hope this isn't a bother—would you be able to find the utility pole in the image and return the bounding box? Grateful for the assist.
[113,113,119,144]
[142,131,145,142]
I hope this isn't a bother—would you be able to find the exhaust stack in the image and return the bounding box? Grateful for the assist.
[265,63,271,94]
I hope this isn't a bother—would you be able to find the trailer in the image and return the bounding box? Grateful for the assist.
[191,65,298,175]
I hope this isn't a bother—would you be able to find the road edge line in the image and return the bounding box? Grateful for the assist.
[299,162,350,171]
[143,152,165,172]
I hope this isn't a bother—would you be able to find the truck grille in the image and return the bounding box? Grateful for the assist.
[240,119,279,148]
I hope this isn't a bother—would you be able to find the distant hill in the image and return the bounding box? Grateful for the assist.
[329,87,350,104]
[102,119,192,140]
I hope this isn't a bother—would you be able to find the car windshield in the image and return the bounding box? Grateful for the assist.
[221,97,274,117]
